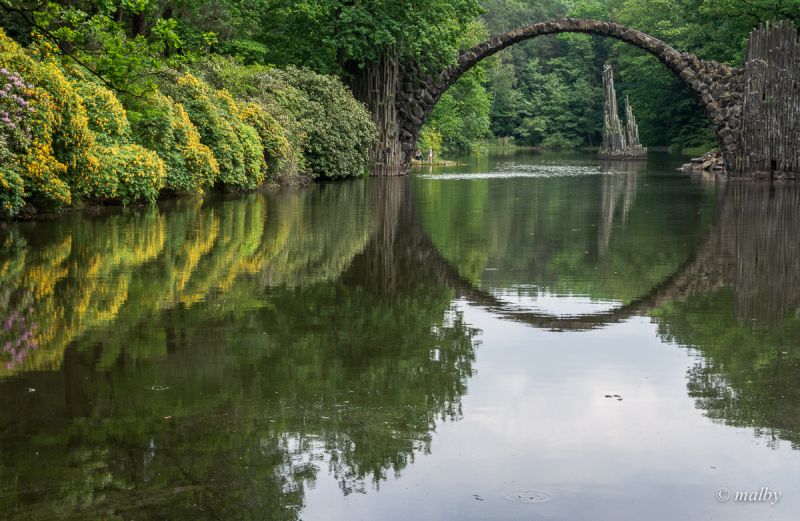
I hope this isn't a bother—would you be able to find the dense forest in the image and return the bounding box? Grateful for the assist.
[0,0,796,215]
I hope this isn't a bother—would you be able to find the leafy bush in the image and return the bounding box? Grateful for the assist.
[196,57,304,177]
[92,144,165,205]
[217,39,270,65]
[256,67,376,179]
[129,92,219,194]
[238,101,293,176]
[75,78,129,141]
[164,73,265,190]
[0,134,24,216]
[197,59,375,179]
[0,66,33,148]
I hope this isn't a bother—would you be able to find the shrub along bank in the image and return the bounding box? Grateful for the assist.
[0,30,376,218]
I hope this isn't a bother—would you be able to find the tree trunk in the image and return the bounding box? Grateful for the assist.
[132,11,146,37]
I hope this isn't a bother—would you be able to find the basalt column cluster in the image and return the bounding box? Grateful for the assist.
[598,65,647,160]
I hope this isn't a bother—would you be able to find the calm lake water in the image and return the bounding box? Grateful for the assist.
[1,150,799,520]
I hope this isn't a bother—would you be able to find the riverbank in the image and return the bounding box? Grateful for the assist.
[411,159,464,167]
[5,172,315,221]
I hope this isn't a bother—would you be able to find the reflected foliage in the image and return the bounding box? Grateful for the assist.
[653,184,800,448]
[0,182,374,376]
[0,178,479,520]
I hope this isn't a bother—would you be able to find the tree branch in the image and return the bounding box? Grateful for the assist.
[1,2,144,98]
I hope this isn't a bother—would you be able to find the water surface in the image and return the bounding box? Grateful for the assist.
[1,150,799,520]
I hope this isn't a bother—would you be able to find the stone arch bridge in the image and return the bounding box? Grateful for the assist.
[367,18,798,178]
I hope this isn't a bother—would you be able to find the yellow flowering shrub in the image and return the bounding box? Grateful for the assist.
[0,32,77,207]
[167,73,265,190]
[129,92,219,193]
[19,60,98,192]
[76,79,129,141]
[92,144,166,205]
[0,30,172,212]
[239,101,293,177]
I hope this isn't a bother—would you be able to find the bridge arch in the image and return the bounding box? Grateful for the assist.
[395,18,743,171]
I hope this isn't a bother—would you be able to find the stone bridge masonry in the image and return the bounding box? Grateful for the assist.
[385,18,799,178]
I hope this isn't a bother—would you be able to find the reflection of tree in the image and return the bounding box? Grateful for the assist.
[0,183,375,376]
[0,179,479,519]
[652,183,800,449]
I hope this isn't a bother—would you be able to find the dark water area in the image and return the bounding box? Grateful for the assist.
[1,150,799,520]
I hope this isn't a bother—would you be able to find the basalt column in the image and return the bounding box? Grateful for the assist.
[623,95,647,156]
[349,56,405,176]
[738,21,800,178]
[599,65,646,160]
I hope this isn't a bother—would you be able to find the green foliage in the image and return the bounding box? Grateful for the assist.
[128,92,219,194]
[200,59,376,179]
[259,0,483,73]
[216,39,270,65]
[92,143,165,205]
[418,126,443,157]
[19,1,215,95]
[419,20,492,154]
[164,72,265,190]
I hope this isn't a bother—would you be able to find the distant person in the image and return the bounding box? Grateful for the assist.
[415,149,423,161]
[428,148,434,163]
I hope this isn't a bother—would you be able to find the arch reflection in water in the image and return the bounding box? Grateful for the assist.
[415,158,800,452]
[415,151,713,319]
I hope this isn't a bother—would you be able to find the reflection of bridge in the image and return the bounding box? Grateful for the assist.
[365,19,800,178]
[362,177,800,331]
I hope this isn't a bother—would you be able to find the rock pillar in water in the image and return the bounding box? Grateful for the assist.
[599,65,647,160]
